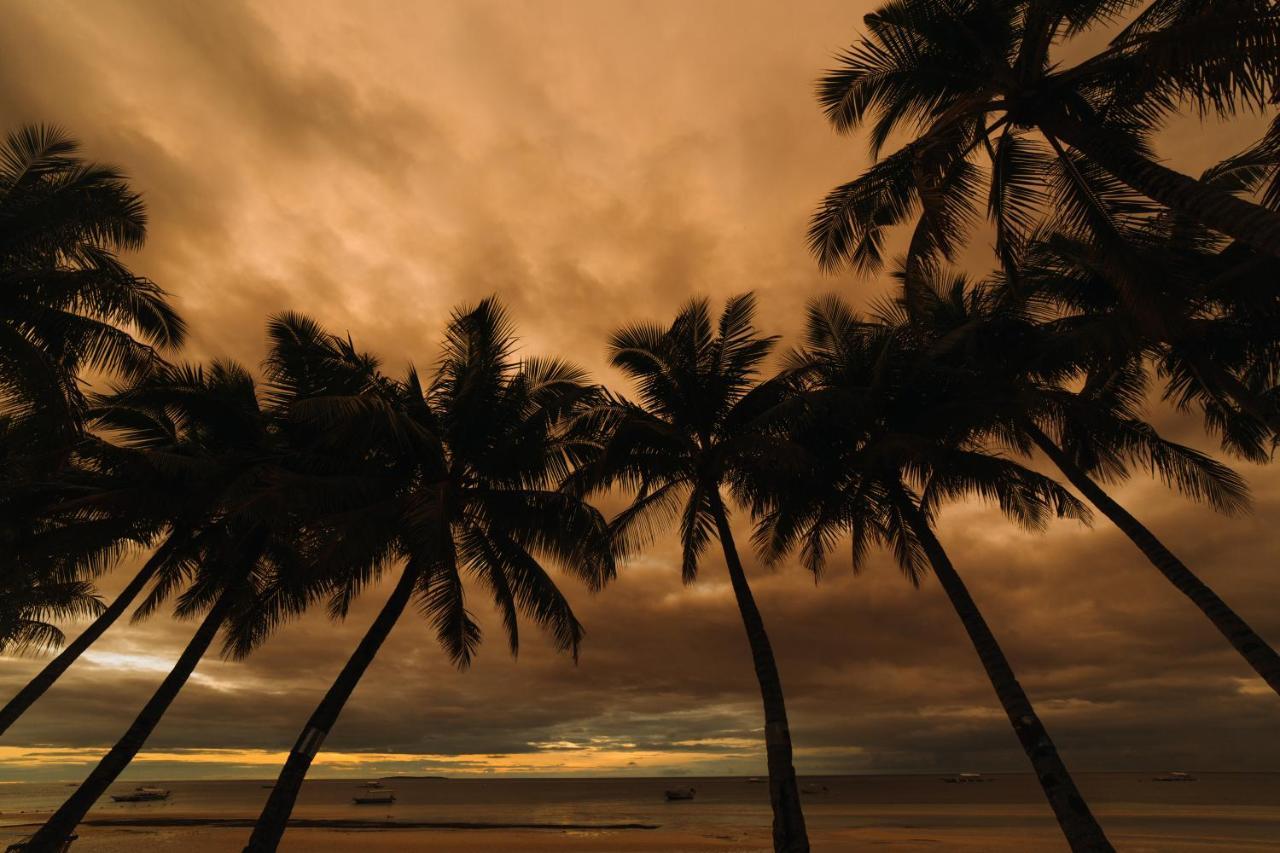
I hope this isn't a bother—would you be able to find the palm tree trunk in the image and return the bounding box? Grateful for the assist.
[243,564,420,853]
[1027,425,1280,697]
[1041,115,1280,257]
[900,501,1114,853]
[707,491,809,853]
[0,558,161,737]
[22,590,234,853]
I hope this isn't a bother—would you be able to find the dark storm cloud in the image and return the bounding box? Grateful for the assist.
[1,0,1278,781]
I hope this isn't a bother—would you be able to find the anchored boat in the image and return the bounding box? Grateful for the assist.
[664,786,696,801]
[111,786,171,802]
[352,788,396,804]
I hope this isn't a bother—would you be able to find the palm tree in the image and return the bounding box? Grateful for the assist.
[22,360,316,853]
[808,0,1280,277]
[243,299,614,852]
[760,295,1113,852]
[570,295,809,853]
[896,276,1280,696]
[0,124,184,444]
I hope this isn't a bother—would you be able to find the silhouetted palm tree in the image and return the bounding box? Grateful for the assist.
[898,276,1280,697]
[809,0,1280,277]
[23,360,314,853]
[244,299,614,852]
[0,313,387,737]
[571,295,809,853]
[761,295,1112,852]
[0,124,184,443]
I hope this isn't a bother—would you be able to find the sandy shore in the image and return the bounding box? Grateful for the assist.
[6,821,1280,852]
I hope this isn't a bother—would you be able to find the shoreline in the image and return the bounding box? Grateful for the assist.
[3,817,660,831]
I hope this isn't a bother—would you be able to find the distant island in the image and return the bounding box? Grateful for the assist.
[377,775,448,780]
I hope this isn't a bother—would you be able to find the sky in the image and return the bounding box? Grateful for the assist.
[1,0,1278,782]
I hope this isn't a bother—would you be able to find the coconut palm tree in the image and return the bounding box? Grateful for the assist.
[243,298,614,852]
[0,317,384,737]
[21,359,323,853]
[759,295,1112,852]
[0,124,184,443]
[896,276,1280,697]
[569,295,809,853]
[808,0,1280,277]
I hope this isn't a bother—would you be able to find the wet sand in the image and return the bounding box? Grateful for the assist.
[5,815,1280,852]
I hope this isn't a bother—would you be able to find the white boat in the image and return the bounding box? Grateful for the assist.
[352,788,396,804]
[1154,771,1197,782]
[943,773,989,783]
[664,786,696,801]
[111,786,171,802]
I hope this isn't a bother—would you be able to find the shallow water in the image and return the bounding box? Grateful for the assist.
[3,773,1279,844]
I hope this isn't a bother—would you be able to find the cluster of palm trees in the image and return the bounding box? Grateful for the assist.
[3,2,1279,852]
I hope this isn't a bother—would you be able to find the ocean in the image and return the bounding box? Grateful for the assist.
[3,773,1279,851]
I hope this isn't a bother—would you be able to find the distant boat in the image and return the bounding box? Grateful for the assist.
[744,776,767,783]
[260,784,274,789]
[352,788,396,804]
[942,773,989,784]
[1154,771,1197,782]
[801,783,829,794]
[111,786,171,802]
[664,786,696,801]
[360,780,386,788]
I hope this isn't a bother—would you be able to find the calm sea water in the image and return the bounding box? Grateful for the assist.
[3,774,1279,843]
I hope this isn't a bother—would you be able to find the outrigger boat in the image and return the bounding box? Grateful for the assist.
[110,786,171,802]
[352,788,396,804]
[664,786,696,801]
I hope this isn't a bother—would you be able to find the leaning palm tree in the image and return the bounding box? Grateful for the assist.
[0,124,185,443]
[898,276,1280,697]
[808,0,1280,277]
[570,295,809,853]
[0,320,385,737]
[243,299,614,852]
[21,360,316,853]
[760,295,1112,852]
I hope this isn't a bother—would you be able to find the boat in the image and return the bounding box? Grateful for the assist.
[664,786,696,801]
[110,786,171,802]
[942,773,989,783]
[352,788,396,804]
[744,776,767,783]
[801,783,829,794]
[1154,771,1197,782]
[360,780,386,788]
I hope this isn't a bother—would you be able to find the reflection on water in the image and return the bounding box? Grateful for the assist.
[2,773,1279,841]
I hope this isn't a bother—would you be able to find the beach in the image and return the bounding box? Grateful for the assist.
[3,774,1278,851]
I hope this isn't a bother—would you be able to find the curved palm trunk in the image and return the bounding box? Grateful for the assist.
[1028,426,1280,697]
[243,564,420,853]
[708,492,809,853]
[22,591,235,853]
[901,503,1114,853]
[0,559,160,736]
[1041,115,1280,257]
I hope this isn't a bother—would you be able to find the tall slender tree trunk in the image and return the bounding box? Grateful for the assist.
[707,491,809,853]
[0,556,163,736]
[1041,114,1280,257]
[243,564,420,853]
[23,591,234,853]
[1027,425,1280,697]
[900,501,1114,853]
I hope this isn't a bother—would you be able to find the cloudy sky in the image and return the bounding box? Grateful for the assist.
[2,0,1278,782]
